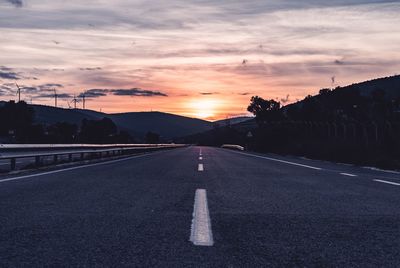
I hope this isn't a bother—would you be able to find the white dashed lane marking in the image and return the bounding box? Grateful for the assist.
[340,173,358,177]
[190,189,214,246]
[198,164,204,171]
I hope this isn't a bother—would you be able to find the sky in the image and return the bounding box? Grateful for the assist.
[0,0,399,120]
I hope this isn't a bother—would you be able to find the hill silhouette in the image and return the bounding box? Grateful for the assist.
[22,104,213,140]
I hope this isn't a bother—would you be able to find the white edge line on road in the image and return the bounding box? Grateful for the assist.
[0,150,170,184]
[363,166,400,175]
[229,151,322,170]
[373,179,400,186]
[190,189,214,246]
[340,173,358,177]
[198,163,204,171]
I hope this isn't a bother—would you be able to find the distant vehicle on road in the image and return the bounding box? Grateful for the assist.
[221,144,245,151]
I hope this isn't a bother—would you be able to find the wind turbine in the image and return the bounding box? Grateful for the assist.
[81,92,86,109]
[71,94,79,109]
[15,83,21,102]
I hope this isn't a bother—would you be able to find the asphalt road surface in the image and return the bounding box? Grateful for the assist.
[0,146,399,267]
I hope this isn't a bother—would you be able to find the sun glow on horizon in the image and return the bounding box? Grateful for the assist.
[187,99,221,119]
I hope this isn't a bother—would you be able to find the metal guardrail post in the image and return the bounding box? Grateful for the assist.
[11,158,16,170]
[69,154,72,162]
[80,153,84,160]
[53,155,58,164]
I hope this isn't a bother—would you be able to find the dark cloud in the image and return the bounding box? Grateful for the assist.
[0,83,15,95]
[79,67,102,71]
[78,88,168,98]
[37,83,64,91]
[5,0,23,7]
[200,92,219,95]
[41,83,63,88]
[0,71,20,80]
[110,88,168,97]
[0,66,38,80]
[0,66,22,80]
[239,92,251,96]
[78,89,108,98]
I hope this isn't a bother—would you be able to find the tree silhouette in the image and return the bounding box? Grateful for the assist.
[247,96,281,123]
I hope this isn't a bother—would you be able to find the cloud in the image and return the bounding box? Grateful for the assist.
[78,88,168,98]
[37,83,64,91]
[239,92,252,96]
[79,67,102,71]
[200,92,219,95]
[0,66,38,80]
[0,83,15,95]
[0,71,21,80]
[0,66,21,80]
[78,89,108,98]
[110,88,168,97]
[5,0,23,8]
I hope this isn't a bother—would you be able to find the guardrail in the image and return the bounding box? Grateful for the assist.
[221,144,245,151]
[0,143,181,151]
[0,144,186,171]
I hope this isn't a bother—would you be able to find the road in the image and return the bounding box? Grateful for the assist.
[0,146,399,267]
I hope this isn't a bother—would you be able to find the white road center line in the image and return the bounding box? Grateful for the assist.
[198,163,204,171]
[190,189,214,246]
[340,173,358,177]
[373,179,400,186]
[199,157,203,160]
[230,151,322,170]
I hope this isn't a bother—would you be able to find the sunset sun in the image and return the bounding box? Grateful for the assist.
[189,99,219,119]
